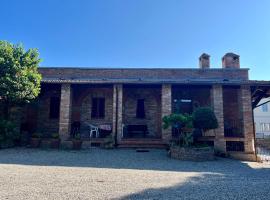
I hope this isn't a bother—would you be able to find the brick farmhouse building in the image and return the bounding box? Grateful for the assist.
[12,53,270,161]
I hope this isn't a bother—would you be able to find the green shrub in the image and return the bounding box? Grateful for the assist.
[0,120,19,148]
[51,133,59,139]
[73,133,81,140]
[192,107,218,132]
[103,134,115,149]
[32,132,42,138]
[163,113,194,147]
[162,113,193,130]
[182,132,193,147]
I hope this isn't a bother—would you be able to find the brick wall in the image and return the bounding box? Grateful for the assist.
[172,86,211,113]
[58,84,72,140]
[161,84,172,141]
[223,86,243,136]
[36,87,61,137]
[240,85,255,153]
[211,85,226,151]
[79,87,114,134]
[123,86,162,137]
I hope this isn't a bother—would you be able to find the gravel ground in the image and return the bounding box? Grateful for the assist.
[0,148,269,200]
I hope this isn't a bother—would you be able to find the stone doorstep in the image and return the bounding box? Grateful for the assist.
[60,140,104,150]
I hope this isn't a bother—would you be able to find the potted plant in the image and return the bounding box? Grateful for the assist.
[102,134,115,149]
[72,133,82,150]
[163,112,215,161]
[163,113,193,145]
[192,107,218,137]
[30,133,42,148]
[50,133,60,149]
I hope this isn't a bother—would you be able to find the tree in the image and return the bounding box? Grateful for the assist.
[0,40,42,119]
[192,107,218,133]
[162,113,193,133]
[162,113,194,147]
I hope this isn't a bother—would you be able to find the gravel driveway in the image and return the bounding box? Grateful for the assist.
[0,148,269,200]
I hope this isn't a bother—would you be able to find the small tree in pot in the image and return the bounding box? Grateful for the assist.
[30,133,42,148]
[163,111,215,161]
[162,113,193,147]
[192,107,218,136]
[72,133,82,150]
[102,134,115,149]
[50,133,60,149]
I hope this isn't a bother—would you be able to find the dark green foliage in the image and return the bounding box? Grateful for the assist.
[0,41,42,147]
[163,113,194,147]
[182,132,193,147]
[102,134,115,149]
[162,113,193,130]
[0,120,19,148]
[0,40,42,103]
[73,133,81,140]
[192,107,218,131]
[31,132,42,138]
[51,133,59,139]
[0,40,42,119]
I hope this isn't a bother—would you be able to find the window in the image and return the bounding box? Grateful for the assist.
[260,123,270,132]
[136,99,145,118]
[226,141,244,152]
[49,97,60,119]
[262,104,268,112]
[91,98,105,118]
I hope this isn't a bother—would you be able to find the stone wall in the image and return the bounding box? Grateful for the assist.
[123,86,162,138]
[170,147,215,161]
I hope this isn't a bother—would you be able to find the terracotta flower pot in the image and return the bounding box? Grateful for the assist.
[50,139,60,149]
[72,140,82,150]
[30,138,41,148]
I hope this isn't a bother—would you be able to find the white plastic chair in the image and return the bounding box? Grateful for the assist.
[90,124,99,138]
[85,122,99,138]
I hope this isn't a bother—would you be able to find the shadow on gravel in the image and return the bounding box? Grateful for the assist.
[1,148,270,199]
[115,171,270,200]
[0,148,269,174]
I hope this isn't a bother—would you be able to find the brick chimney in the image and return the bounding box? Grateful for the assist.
[222,53,240,68]
[199,53,210,69]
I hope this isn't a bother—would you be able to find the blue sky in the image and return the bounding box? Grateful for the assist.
[1,0,270,80]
